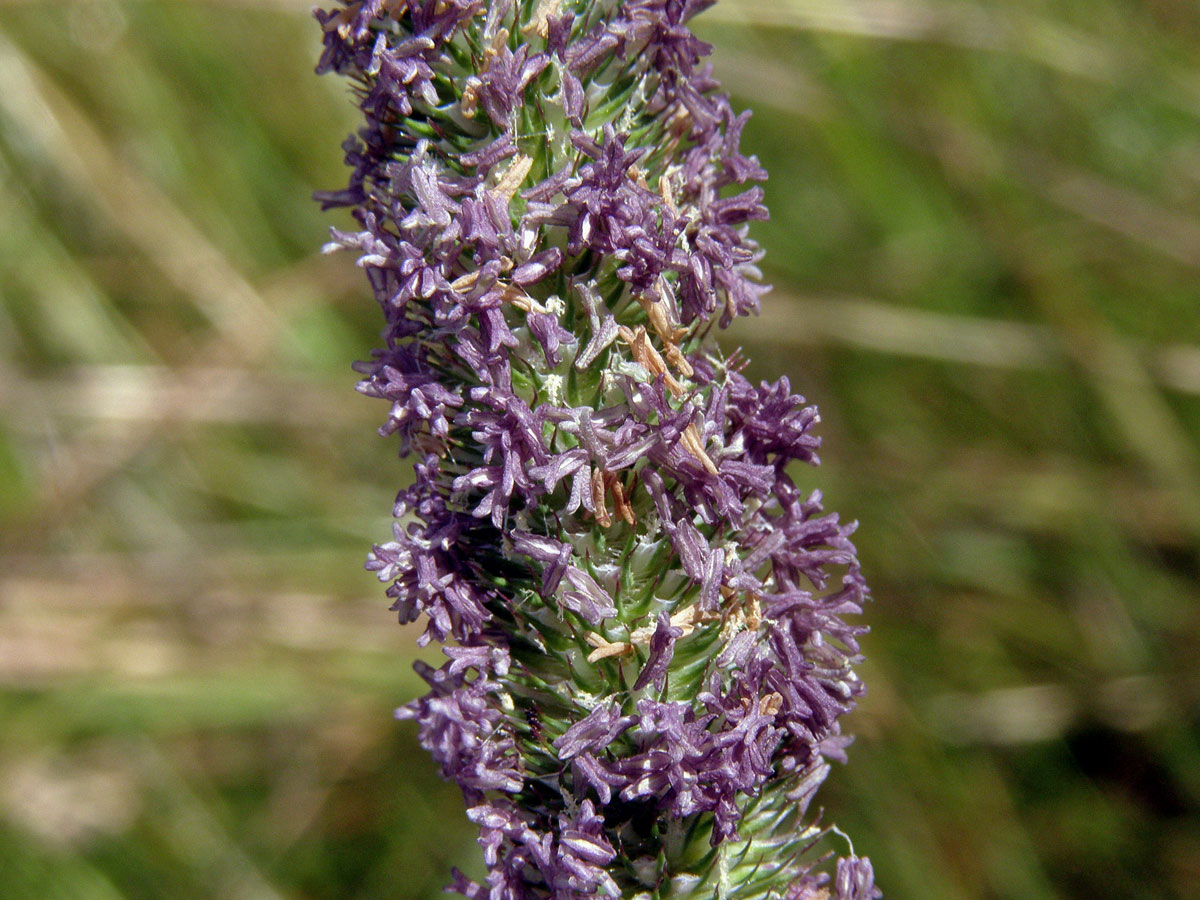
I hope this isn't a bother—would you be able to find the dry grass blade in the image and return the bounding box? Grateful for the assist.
[713,0,1200,132]
[0,31,277,358]
[1031,285,1200,531]
[0,30,291,542]
[0,560,405,685]
[710,0,1003,48]
[733,294,1058,370]
[132,744,292,900]
[929,675,1177,745]
[712,0,1126,88]
[731,293,1200,398]
[0,366,364,428]
[1029,152,1200,271]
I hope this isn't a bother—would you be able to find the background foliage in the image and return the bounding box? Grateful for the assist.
[1,1,1198,898]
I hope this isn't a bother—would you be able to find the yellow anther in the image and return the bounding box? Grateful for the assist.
[637,295,692,378]
[618,324,686,397]
[585,633,633,663]
[522,0,562,38]
[759,692,784,716]
[659,174,679,218]
[680,422,718,475]
[493,154,534,202]
[451,270,481,292]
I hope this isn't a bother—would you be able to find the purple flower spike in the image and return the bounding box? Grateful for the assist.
[318,1,878,896]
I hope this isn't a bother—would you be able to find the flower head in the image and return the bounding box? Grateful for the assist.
[319,2,878,897]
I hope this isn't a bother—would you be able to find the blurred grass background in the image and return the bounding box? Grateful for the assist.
[1,0,1198,897]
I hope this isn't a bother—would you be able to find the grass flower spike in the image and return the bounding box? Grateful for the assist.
[316,2,879,897]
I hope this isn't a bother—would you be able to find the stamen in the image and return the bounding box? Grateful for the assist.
[451,270,481,292]
[487,26,510,61]
[618,325,686,397]
[460,79,480,118]
[720,586,763,630]
[629,165,651,193]
[501,283,548,315]
[604,471,636,526]
[681,423,719,474]
[494,154,534,202]
[759,692,784,716]
[591,467,612,528]
[325,4,359,36]
[585,632,633,662]
[744,593,762,631]
[637,296,693,377]
[659,173,679,218]
[670,604,716,637]
[522,0,562,38]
